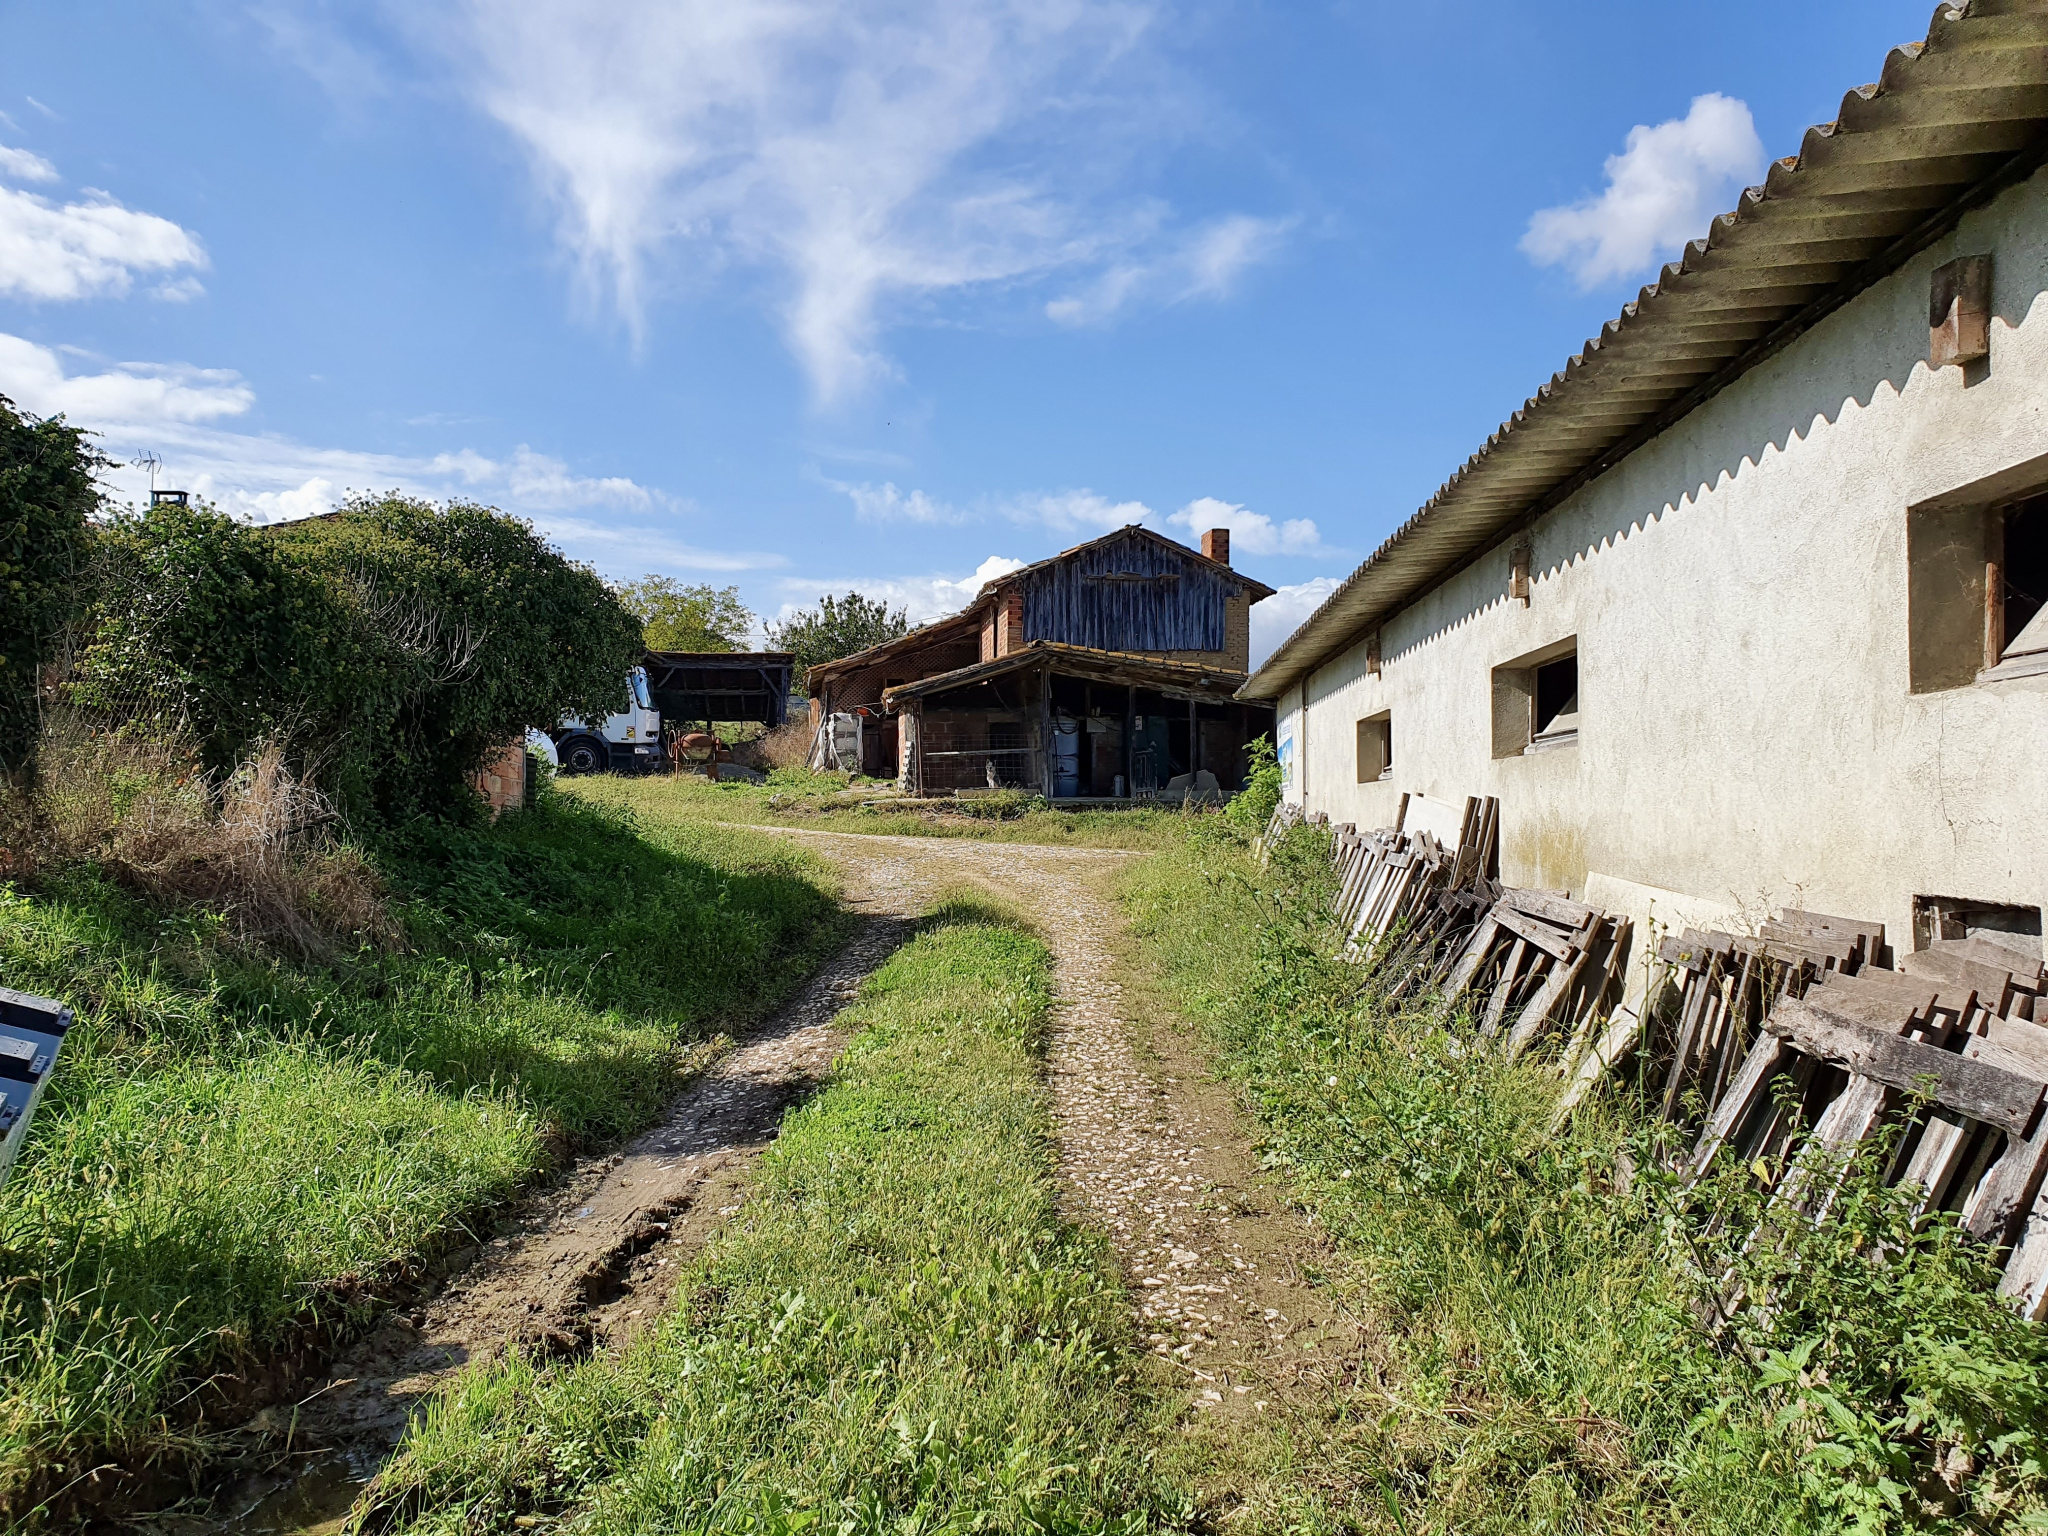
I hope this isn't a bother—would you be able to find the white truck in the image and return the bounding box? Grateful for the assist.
[551,665,665,774]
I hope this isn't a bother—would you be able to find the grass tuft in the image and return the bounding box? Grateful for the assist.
[1119,828,2048,1535]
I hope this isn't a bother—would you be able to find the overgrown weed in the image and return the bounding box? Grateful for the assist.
[1119,826,2048,1534]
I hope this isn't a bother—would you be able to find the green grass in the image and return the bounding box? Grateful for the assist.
[355,900,1186,1536]
[570,769,1197,850]
[0,789,846,1515]
[1117,828,2048,1536]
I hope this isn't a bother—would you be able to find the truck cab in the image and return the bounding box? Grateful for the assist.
[552,666,664,774]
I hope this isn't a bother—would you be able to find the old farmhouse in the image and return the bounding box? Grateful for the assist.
[809,526,1277,799]
[1245,5,2048,986]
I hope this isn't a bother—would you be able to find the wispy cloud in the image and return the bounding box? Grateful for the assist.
[1164,495,1323,556]
[0,145,209,302]
[1045,212,1292,326]
[267,0,1292,401]
[835,478,971,526]
[0,332,776,575]
[1521,93,1763,288]
[0,144,57,184]
[771,552,1027,629]
[825,476,1327,556]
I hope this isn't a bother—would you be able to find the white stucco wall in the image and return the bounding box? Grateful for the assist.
[1285,163,2048,971]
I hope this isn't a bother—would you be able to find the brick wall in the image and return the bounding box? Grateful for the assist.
[472,740,527,817]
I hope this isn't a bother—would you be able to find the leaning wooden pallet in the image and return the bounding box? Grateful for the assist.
[1683,937,2048,1319]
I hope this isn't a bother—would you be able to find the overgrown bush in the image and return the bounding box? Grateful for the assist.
[0,714,392,956]
[71,494,643,825]
[1223,732,1281,835]
[0,398,100,768]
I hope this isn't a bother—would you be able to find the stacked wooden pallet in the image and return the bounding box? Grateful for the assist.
[1433,888,1632,1066]
[1253,800,1305,862]
[1327,794,1499,955]
[1678,927,2048,1318]
[1652,910,1886,1127]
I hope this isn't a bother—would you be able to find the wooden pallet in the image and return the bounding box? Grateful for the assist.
[1679,926,2048,1318]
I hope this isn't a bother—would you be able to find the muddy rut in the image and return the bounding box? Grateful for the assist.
[139,828,1337,1532]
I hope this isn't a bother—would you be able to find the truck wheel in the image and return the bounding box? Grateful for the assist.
[559,736,607,775]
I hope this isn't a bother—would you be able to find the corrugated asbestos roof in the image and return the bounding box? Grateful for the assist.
[1241,0,2048,702]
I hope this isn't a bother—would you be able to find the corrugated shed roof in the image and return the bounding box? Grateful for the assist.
[1242,0,2048,701]
[882,641,1252,704]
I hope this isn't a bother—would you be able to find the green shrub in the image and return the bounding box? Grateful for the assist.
[0,398,100,768]
[1222,733,1281,835]
[71,495,643,825]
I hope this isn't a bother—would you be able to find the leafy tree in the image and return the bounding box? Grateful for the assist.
[618,576,754,652]
[74,494,644,823]
[768,591,910,690]
[273,494,645,818]
[0,396,102,767]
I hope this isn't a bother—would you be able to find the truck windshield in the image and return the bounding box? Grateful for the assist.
[632,670,653,710]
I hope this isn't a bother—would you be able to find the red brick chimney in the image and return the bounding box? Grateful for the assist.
[1201,527,1230,566]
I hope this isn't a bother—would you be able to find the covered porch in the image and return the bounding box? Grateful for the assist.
[882,642,1274,802]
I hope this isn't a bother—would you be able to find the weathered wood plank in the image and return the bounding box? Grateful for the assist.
[1768,998,2046,1135]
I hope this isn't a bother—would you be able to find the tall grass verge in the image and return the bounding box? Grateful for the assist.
[0,780,845,1517]
[575,772,1197,850]
[1119,828,2048,1535]
[356,899,1187,1536]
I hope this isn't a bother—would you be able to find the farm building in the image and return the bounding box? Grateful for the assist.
[1244,3,2048,980]
[809,526,1277,797]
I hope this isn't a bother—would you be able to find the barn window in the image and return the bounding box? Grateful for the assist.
[1492,638,1578,757]
[1355,712,1392,783]
[1907,468,2048,689]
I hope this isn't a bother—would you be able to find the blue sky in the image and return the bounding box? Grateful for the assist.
[0,0,1934,663]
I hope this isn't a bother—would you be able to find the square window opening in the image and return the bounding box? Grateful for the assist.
[1493,637,1578,757]
[2000,494,2048,661]
[1912,896,2043,965]
[1355,712,1392,783]
[1533,654,1579,742]
[1907,461,2048,689]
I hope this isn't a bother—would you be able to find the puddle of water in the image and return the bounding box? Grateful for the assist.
[141,1448,373,1536]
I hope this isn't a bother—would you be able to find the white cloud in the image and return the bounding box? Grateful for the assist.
[1166,495,1322,556]
[836,479,969,525]
[326,0,1288,401]
[1046,212,1290,326]
[1249,576,1338,670]
[1520,93,1763,288]
[0,144,59,184]
[826,478,1325,559]
[0,331,773,574]
[0,150,208,301]
[1001,488,1153,534]
[0,333,253,424]
[772,552,1026,629]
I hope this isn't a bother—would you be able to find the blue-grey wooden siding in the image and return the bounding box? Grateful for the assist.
[1019,531,1239,652]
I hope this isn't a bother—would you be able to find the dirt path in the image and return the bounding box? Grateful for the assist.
[154,827,1340,1532]
[141,840,959,1535]
[760,831,1356,1419]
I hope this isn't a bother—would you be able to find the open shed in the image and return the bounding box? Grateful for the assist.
[643,652,796,729]
[884,642,1274,801]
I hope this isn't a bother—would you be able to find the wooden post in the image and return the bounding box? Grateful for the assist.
[1124,684,1136,799]
[1187,697,1199,780]
[1987,509,2007,671]
[1039,660,1055,799]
